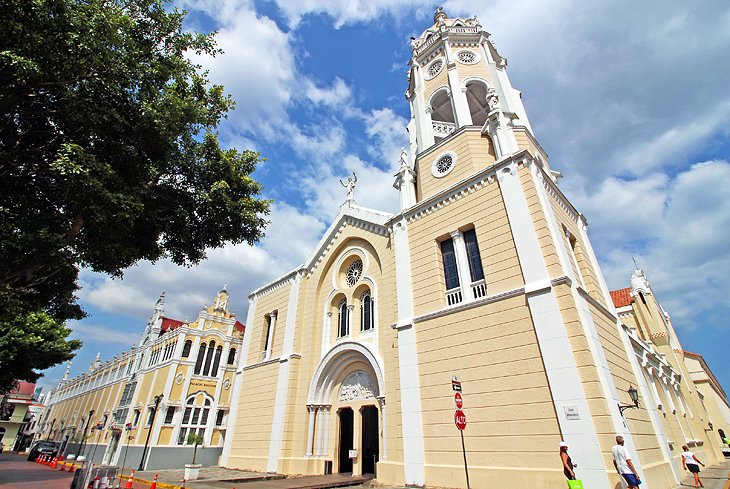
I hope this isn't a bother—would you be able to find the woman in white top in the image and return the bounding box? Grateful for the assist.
[681,445,705,488]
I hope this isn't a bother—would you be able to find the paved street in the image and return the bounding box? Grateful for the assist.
[0,452,74,489]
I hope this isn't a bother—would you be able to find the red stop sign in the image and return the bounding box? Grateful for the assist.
[454,409,467,430]
[454,392,463,409]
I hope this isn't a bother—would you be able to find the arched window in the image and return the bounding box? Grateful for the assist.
[194,343,206,375]
[181,340,192,358]
[361,291,374,332]
[227,348,236,365]
[177,394,211,445]
[202,341,216,376]
[210,346,222,377]
[338,300,349,338]
[465,81,489,127]
[430,89,456,142]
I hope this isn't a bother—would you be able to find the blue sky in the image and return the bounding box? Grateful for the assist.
[40,1,730,403]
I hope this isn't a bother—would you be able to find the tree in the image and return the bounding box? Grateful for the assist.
[0,0,270,388]
[186,432,204,465]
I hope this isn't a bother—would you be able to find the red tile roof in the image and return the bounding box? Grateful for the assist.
[11,381,36,398]
[610,288,634,308]
[160,317,185,332]
[234,320,245,333]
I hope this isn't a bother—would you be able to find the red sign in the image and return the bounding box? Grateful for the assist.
[454,392,463,409]
[454,409,467,430]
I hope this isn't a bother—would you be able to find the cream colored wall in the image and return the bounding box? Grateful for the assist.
[415,294,562,488]
[415,130,496,202]
[520,167,564,278]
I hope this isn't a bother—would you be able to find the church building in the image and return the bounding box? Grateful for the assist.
[221,9,725,489]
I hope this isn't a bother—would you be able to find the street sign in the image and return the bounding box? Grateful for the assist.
[454,409,467,431]
[452,378,462,392]
[454,392,463,409]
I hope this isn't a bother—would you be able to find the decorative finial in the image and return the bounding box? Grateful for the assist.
[339,172,357,203]
[62,361,72,382]
[434,6,447,24]
[154,292,165,311]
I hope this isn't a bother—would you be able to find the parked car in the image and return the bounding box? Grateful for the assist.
[26,440,59,461]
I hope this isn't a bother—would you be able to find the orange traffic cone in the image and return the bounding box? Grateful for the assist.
[149,473,158,489]
[69,463,76,473]
[50,456,57,469]
[124,470,135,489]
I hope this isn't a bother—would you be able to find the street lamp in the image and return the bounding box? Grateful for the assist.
[76,410,94,459]
[138,394,163,471]
[89,421,104,463]
[618,385,640,416]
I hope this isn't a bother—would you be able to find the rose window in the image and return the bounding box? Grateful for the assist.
[457,51,477,64]
[436,155,453,174]
[427,60,444,78]
[346,260,363,287]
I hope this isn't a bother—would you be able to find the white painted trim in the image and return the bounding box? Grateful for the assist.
[431,150,458,178]
[267,273,301,473]
[219,298,256,466]
[423,57,445,80]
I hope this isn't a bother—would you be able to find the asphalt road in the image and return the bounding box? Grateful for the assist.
[0,452,74,489]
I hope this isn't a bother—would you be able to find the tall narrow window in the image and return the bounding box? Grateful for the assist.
[203,341,216,376]
[210,346,222,377]
[361,291,374,332]
[440,238,460,290]
[463,229,485,282]
[338,300,349,337]
[194,343,206,375]
[227,348,236,365]
[262,315,273,360]
[181,340,192,358]
[178,396,210,445]
[164,406,175,424]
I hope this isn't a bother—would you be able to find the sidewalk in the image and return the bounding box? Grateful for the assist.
[676,460,730,489]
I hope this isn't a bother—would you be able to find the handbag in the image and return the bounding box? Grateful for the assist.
[567,480,584,489]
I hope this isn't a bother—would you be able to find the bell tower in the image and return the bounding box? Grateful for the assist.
[399,8,555,209]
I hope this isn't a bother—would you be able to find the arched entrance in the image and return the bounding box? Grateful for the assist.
[307,342,385,476]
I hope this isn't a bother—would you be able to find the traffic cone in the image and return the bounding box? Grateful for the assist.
[124,470,135,489]
[180,479,186,489]
[149,473,158,489]
[69,463,76,473]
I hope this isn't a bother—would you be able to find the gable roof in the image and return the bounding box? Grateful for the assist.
[610,287,634,308]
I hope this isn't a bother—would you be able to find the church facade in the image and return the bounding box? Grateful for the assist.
[220,10,726,489]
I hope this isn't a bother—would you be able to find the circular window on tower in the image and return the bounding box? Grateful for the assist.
[345,259,363,287]
[425,58,445,79]
[456,50,480,64]
[431,151,458,178]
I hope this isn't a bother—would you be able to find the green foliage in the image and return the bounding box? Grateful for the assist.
[0,0,270,386]
[186,431,204,464]
[0,307,82,393]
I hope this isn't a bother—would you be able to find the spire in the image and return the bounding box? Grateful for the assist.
[61,361,72,383]
[89,353,101,371]
[154,291,165,312]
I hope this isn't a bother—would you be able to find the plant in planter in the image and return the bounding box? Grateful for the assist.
[187,432,205,464]
[184,432,205,480]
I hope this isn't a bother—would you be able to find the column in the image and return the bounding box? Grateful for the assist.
[306,406,316,456]
[322,406,331,457]
[377,397,387,460]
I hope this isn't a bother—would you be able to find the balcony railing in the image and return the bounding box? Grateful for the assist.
[471,280,486,299]
[446,287,463,306]
[432,121,456,139]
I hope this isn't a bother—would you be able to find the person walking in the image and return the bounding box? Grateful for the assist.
[612,435,641,488]
[681,444,705,488]
[560,441,577,480]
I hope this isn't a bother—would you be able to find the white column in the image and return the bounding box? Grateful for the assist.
[219,297,256,466]
[450,230,472,301]
[392,218,425,486]
[321,311,332,359]
[446,65,471,127]
[306,406,316,456]
[315,407,325,456]
[267,273,302,473]
[497,161,611,489]
[378,397,387,460]
[322,406,331,457]
[411,66,435,151]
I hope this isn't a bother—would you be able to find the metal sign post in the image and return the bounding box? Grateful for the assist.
[452,377,470,489]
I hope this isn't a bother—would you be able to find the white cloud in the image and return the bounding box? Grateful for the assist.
[271,0,429,28]
[304,77,353,108]
[69,322,137,347]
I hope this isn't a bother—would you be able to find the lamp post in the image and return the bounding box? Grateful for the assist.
[121,423,134,473]
[76,410,94,459]
[618,385,640,416]
[46,419,56,440]
[138,394,163,471]
[89,422,104,463]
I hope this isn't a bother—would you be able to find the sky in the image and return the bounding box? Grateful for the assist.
[39,1,730,401]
